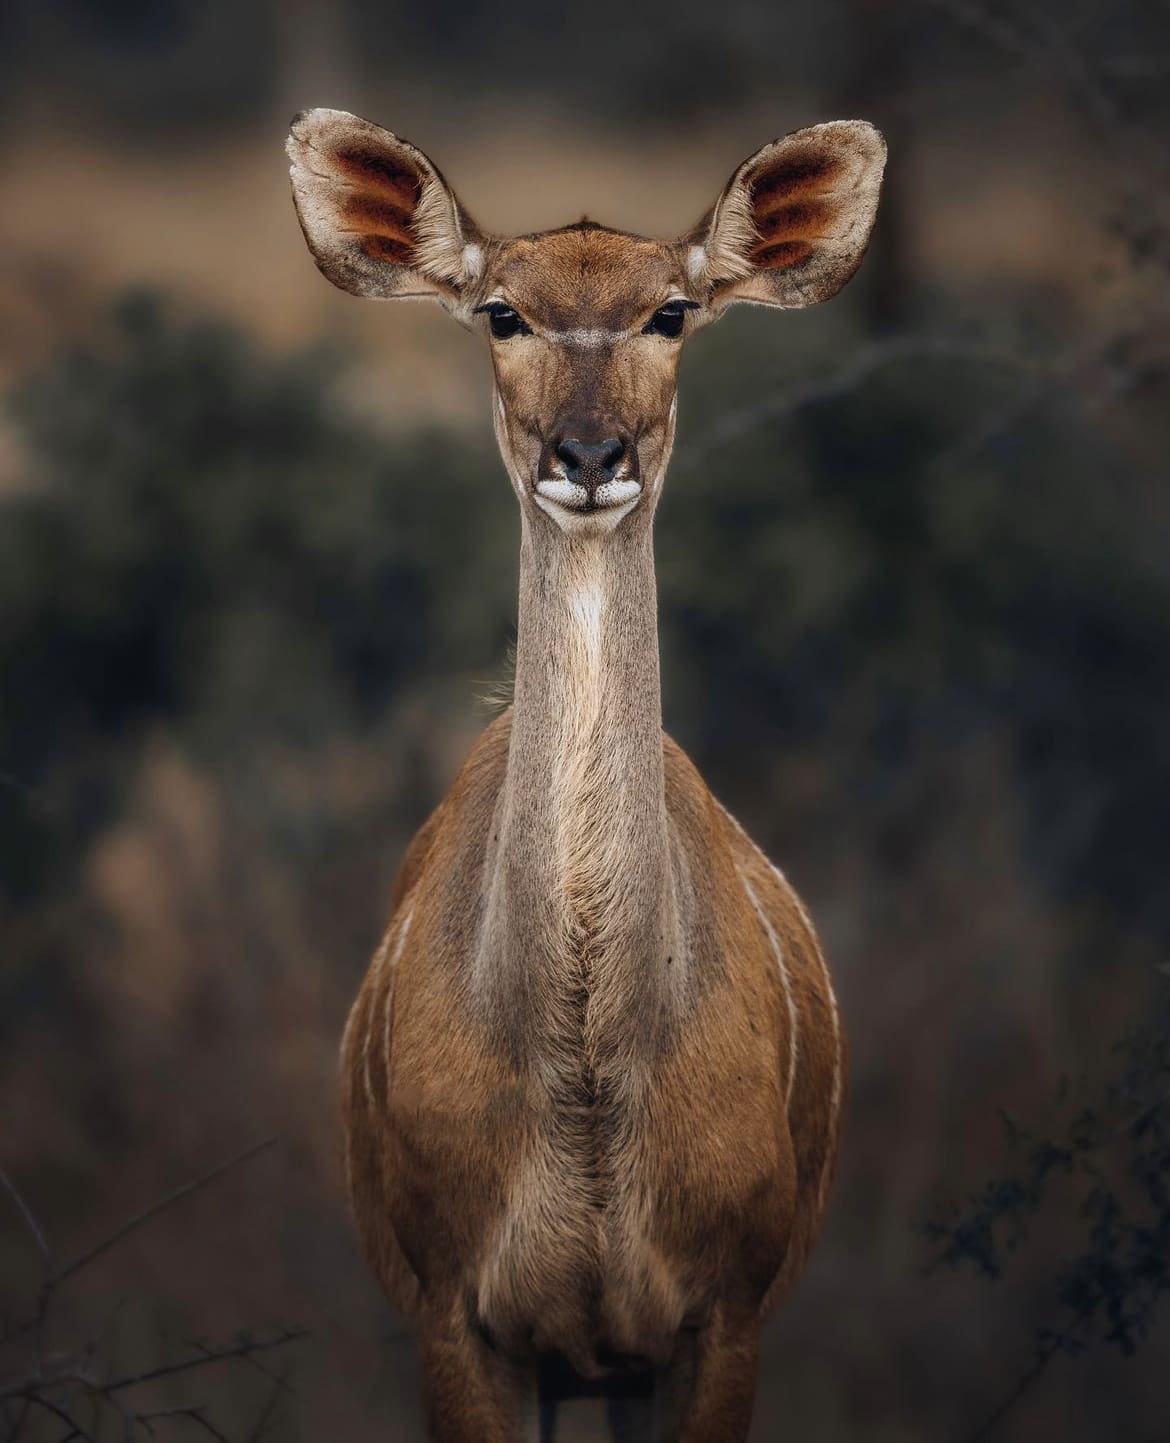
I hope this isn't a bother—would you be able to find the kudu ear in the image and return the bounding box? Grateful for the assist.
[686,121,886,309]
[286,108,485,303]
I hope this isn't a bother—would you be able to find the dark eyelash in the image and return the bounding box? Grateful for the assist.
[473,302,532,339]
[643,300,699,338]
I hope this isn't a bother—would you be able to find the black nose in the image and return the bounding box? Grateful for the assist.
[555,436,626,484]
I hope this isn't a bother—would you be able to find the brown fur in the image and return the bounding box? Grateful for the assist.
[342,719,843,1410]
[288,109,884,1441]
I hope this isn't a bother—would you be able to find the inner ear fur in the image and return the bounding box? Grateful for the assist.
[690,120,886,309]
[286,108,484,301]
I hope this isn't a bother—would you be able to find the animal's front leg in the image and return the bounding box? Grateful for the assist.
[419,1306,535,1443]
[659,1307,760,1443]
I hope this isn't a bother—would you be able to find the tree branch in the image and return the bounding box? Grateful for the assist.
[0,1167,50,1265]
[921,0,1170,186]
[25,1395,97,1443]
[963,1307,1092,1443]
[51,1137,278,1288]
[1,1140,303,1441]
[101,1329,309,1396]
[677,335,1041,467]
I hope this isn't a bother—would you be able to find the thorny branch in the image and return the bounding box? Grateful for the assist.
[928,986,1170,1443]
[0,1142,304,1442]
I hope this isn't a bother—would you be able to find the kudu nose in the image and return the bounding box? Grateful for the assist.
[554,436,627,488]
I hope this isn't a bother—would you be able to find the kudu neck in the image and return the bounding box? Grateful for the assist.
[496,514,667,930]
[509,516,664,804]
[475,504,678,1058]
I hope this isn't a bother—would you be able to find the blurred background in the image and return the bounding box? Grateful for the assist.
[2,1,1169,1439]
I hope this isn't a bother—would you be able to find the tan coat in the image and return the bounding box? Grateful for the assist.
[288,104,884,1441]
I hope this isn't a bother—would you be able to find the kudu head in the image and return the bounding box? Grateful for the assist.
[287,110,885,538]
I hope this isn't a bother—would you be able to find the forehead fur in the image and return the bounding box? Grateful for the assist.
[490,222,685,328]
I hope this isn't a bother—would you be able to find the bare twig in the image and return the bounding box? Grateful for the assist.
[1,1140,303,1441]
[2,1139,281,1354]
[0,1332,307,1443]
[100,1329,309,1396]
[3,1395,31,1443]
[678,335,1041,466]
[0,1330,308,1405]
[0,1166,50,1265]
[964,1348,1058,1443]
[962,1307,1092,1443]
[52,1138,278,1288]
[244,1377,285,1443]
[681,307,1159,504]
[921,328,1118,478]
[183,1337,298,1397]
[140,1406,230,1441]
[921,0,1170,185]
[25,1395,98,1443]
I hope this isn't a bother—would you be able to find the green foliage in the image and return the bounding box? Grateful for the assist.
[665,320,1170,949]
[5,290,1170,957]
[0,293,514,906]
[927,980,1170,1436]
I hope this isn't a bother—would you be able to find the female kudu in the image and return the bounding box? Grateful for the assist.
[287,109,885,1442]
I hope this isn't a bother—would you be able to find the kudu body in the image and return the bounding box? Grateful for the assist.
[287,109,885,1442]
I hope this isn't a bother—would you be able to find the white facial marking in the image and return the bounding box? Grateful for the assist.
[651,396,678,496]
[462,242,484,278]
[594,478,642,507]
[535,477,642,512]
[541,327,635,347]
[533,492,641,534]
[687,245,708,280]
[536,478,590,509]
[533,477,643,534]
[494,387,529,504]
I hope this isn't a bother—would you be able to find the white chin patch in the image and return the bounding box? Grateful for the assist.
[533,477,642,534]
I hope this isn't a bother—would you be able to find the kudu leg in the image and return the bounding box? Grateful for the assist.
[658,1312,760,1443]
[419,1317,535,1443]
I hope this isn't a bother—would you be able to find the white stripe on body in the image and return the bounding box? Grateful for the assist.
[719,799,842,1208]
[740,868,799,1112]
[356,907,413,1115]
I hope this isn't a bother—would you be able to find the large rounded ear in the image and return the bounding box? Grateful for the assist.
[686,121,886,309]
[286,108,487,303]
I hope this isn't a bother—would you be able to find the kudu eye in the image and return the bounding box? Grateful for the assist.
[643,300,695,339]
[475,302,532,340]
